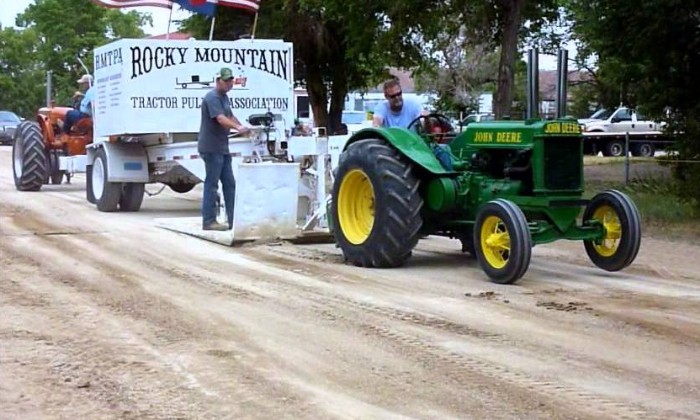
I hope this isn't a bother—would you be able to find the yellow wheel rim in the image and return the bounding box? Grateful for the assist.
[592,204,621,257]
[337,169,375,245]
[480,215,510,269]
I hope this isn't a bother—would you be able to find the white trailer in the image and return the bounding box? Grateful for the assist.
[70,37,349,243]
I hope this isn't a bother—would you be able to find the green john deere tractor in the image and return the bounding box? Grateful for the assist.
[330,114,641,284]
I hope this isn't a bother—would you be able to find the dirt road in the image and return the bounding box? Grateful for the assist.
[1,145,699,419]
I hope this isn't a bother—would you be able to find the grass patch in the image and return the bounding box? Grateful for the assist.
[583,155,655,166]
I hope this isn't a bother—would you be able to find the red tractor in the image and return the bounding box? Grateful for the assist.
[12,106,93,191]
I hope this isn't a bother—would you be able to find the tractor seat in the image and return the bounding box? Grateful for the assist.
[71,117,93,135]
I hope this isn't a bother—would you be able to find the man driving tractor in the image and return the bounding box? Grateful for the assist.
[63,74,94,133]
[372,78,426,129]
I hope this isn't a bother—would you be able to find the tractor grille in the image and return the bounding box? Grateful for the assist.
[543,138,582,190]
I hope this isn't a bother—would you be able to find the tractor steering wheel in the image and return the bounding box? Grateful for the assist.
[407,113,454,144]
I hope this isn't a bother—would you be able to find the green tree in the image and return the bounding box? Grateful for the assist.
[0,27,44,117]
[9,0,149,109]
[182,0,448,133]
[413,25,500,115]
[567,0,700,208]
[446,0,561,119]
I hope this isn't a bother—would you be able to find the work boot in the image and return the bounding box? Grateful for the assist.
[203,221,229,231]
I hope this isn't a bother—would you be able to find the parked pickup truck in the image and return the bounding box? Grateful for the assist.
[579,107,670,157]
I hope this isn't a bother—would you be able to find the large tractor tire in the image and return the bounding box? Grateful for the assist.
[12,121,48,191]
[473,199,532,284]
[91,148,123,212]
[119,183,145,212]
[331,138,423,268]
[583,190,641,271]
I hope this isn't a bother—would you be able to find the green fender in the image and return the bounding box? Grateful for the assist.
[343,127,453,175]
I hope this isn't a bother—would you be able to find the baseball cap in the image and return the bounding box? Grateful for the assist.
[77,74,93,84]
[216,67,234,81]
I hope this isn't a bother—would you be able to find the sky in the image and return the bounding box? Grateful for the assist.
[0,0,191,36]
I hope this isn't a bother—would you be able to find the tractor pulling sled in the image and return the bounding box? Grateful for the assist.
[329,50,642,284]
[11,40,641,284]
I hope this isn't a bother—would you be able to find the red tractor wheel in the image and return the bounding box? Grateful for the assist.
[12,121,48,191]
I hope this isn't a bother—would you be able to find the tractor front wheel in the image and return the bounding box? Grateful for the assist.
[91,148,123,212]
[473,199,532,284]
[583,190,641,271]
[12,121,48,191]
[331,138,423,267]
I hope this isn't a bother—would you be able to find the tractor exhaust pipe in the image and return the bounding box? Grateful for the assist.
[555,49,569,118]
[526,49,539,120]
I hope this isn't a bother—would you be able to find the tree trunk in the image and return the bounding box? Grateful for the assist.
[493,0,524,119]
[305,67,328,130]
[328,64,348,134]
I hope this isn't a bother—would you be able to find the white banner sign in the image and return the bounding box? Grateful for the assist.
[92,38,294,137]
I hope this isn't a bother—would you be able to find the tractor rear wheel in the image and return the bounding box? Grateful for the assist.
[473,199,532,284]
[331,138,423,267]
[12,121,48,191]
[583,190,641,271]
[119,183,145,212]
[91,148,123,212]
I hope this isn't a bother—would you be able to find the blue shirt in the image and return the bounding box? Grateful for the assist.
[80,86,95,116]
[373,97,422,129]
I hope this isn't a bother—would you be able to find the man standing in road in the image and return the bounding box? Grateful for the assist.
[198,67,251,231]
[372,78,425,129]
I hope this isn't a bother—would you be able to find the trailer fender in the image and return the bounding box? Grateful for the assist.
[87,142,149,183]
[343,127,453,175]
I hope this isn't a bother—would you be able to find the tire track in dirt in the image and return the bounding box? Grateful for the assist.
[0,260,207,419]
[128,233,700,418]
[236,243,695,419]
[125,245,548,417]
[1,231,328,418]
[2,157,696,415]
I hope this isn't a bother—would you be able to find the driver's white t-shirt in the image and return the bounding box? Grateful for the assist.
[373,98,423,129]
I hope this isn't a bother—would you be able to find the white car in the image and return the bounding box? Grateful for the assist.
[342,110,372,134]
[459,113,495,127]
[579,107,665,133]
[0,111,21,145]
